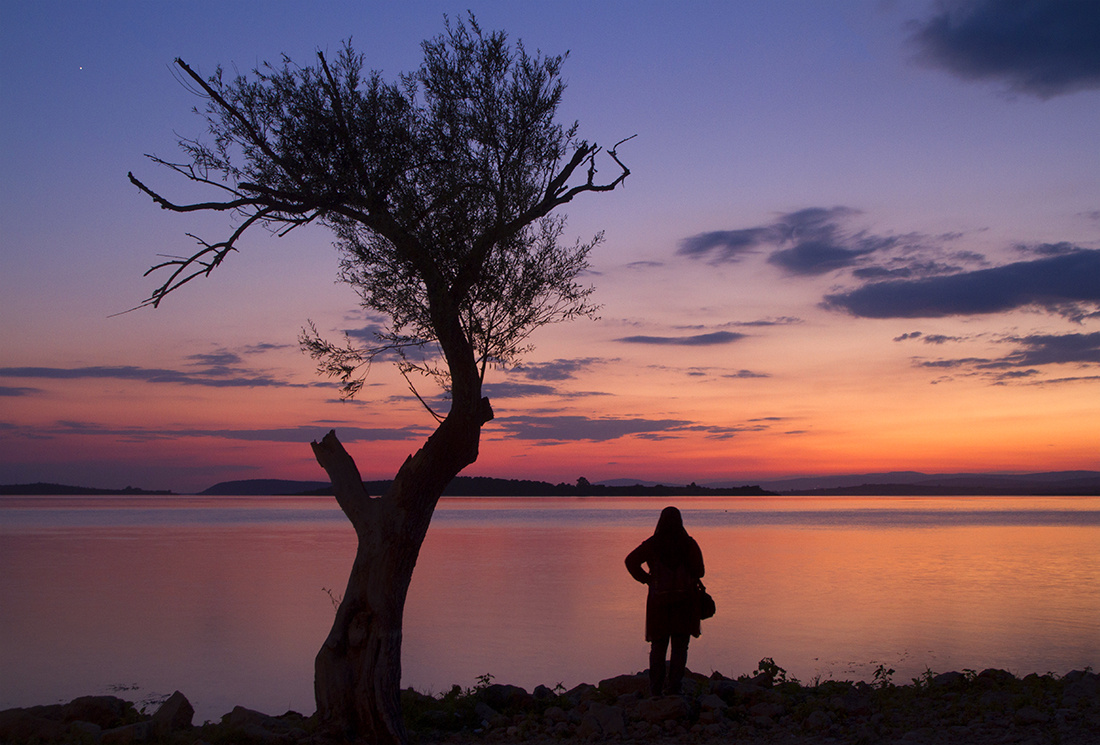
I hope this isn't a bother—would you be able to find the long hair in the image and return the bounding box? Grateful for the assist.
[651,506,692,568]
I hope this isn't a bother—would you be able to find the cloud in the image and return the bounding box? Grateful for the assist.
[491,413,781,442]
[723,369,769,379]
[482,381,559,398]
[853,260,967,280]
[678,227,776,262]
[186,351,243,367]
[988,331,1100,367]
[730,316,803,327]
[911,0,1100,98]
[913,331,1100,384]
[824,248,1100,318]
[0,365,314,389]
[615,331,746,346]
[5,421,426,443]
[894,331,965,344]
[0,386,38,397]
[511,358,602,381]
[680,207,930,276]
[493,414,691,442]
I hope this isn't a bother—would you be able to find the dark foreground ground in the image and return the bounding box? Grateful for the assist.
[3,664,1098,744]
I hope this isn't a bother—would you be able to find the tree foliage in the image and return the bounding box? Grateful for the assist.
[130,16,630,406]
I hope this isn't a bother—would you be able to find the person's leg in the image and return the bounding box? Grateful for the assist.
[649,635,670,696]
[667,634,690,694]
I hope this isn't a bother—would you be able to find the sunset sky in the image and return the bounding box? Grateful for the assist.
[2,0,1098,493]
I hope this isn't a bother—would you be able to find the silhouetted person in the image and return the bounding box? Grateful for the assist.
[625,506,705,695]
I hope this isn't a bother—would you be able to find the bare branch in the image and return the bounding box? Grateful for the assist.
[138,208,271,308]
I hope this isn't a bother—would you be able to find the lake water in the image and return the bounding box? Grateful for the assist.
[1,495,1098,723]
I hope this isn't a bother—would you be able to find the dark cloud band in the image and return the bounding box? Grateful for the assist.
[824,249,1100,318]
[615,331,746,346]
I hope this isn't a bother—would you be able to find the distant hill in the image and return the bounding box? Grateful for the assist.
[198,479,332,496]
[0,483,173,496]
[767,470,1100,496]
[10,470,1097,498]
[198,476,776,497]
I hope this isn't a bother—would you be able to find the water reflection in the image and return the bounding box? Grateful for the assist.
[1,496,1097,723]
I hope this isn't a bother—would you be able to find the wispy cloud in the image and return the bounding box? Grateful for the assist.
[723,369,769,379]
[986,332,1100,367]
[0,386,38,397]
[510,358,603,381]
[910,0,1100,98]
[482,381,559,398]
[677,227,776,263]
[912,331,1100,384]
[824,248,1100,319]
[493,414,691,442]
[615,331,746,346]
[894,331,966,344]
[0,365,314,389]
[679,207,933,277]
[2,421,426,443]
[492,413,782,442]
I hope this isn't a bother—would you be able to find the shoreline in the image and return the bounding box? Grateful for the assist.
[3,664,1098,744]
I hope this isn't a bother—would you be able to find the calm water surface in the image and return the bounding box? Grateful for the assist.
[1,495,1097,722]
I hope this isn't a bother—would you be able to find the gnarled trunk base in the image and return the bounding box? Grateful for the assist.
[310,406,490,744]
[315,540,408,744]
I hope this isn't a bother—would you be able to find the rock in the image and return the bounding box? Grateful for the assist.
[543,705,567,724]
[100,720,155,744]
[1014,705,1050,725]
[976,668,1016,687]
[804,709,833,729]
[473,700,500,726]
[71,720,102,738]
[749,700,784,721]
[220,705,302,741]
[713,677,759,703]
[532,684,555,700]
[481,683,531,711]
[597,672,649,698]
[223,705,272,729]
[933,671,968,688]
[238,722,283,744]
[636,695,690,723]
[0,707,68,743]
[152,690,193,734]
[575,712,601,739]
[699,693,727,711]
[1062,669,1100,704]
[562,682,597,706]
[62,694,130,728]
[587,702,625,737]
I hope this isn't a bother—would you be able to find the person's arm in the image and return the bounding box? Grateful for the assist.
[690,538,705,579]
[625,542,651,584]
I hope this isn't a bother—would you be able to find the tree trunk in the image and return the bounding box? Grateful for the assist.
[310,396,492,743]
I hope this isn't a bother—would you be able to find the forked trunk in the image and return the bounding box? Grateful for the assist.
[310,395,491,743]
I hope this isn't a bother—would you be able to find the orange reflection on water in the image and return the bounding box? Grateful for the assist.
[2,496,1097,723]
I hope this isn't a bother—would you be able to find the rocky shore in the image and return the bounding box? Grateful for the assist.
[2,662,1098,744]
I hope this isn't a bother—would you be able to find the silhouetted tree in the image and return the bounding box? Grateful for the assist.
[129,16,629,745]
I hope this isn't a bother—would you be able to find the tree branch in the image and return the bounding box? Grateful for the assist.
[174,58,305,190]
[311,430,374,531]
